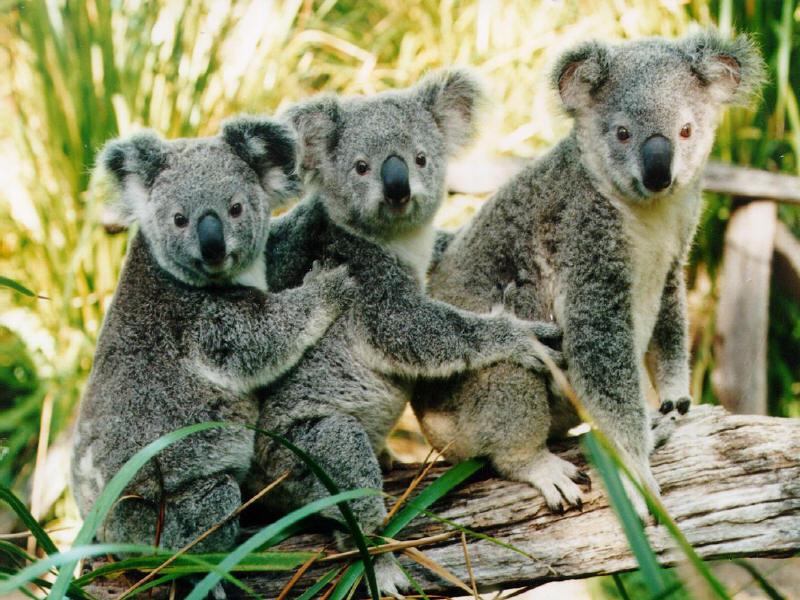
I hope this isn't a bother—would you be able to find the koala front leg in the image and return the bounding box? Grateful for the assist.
[190,264,354,391]
[254,414,407,597]
[648,263,692,447]
[561,277,656,520]
[362,288,562,380]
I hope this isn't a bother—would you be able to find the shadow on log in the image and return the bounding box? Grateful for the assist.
[86,405,800,598]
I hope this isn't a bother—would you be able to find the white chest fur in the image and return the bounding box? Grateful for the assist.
[232,253,267,292]
[613,189,697,357]
[384,223,437,287]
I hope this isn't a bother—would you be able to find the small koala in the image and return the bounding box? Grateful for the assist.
[415,31,765,519]
[249,69,561,596]
[71,117,354,555]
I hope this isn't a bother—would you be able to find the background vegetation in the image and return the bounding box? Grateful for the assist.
[0,0,797,597]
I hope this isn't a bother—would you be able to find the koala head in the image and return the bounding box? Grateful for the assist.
[100,117,298,287]
[283,69,484,238]
[554,30,766,202]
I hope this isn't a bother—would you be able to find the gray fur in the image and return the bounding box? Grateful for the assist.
[71,118,354,554]
[251,69,560,596]
[415,31,765,518]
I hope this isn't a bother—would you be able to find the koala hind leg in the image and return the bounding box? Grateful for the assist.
[101,473,241,552]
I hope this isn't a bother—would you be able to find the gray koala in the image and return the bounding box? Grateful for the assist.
[71,117,354,555]
[248,70,562,596]
[414,31,765,519]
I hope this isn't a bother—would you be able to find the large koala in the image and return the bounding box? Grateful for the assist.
[71,117,354,555]
[250,69,562,595]
[415,31,765,518]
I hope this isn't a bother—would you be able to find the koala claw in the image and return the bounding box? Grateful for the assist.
[519,451,586,513]
[676,397,691,415]
[652,396,692,448]
[658,399,674,415]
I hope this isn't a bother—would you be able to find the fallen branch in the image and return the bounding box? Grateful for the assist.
[84,405,800,598]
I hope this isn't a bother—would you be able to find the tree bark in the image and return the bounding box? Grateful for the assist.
[86,405,799,598]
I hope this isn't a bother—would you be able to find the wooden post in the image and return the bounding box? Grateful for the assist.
[713,201,777,415]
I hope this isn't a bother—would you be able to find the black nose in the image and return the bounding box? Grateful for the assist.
[381,155,410,209]
[641,134,673,192]
[197,212,226,265]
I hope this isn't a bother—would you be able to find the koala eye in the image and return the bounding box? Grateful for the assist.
[229,203,243,218]
[355,160,370,176]
[173,213,189,228]
[680,123,692,139]
[616,126,631,142]
[415,152,427,168]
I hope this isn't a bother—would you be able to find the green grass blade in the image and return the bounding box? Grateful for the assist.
[185,488,381,600]
[251,427,380,600]
[0,276,35,297]
[295,567,343,600]
[731,559,787,600]
[330,458,485,599]
[0,543,156,595]
[49,421,227,599]
[612,573,633,600]
[583,432,667,596]
[0,486,59,555]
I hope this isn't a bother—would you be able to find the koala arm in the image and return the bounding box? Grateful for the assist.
[647,262,691,403]
[560,257,651,462]
[267,197,328,292]
[359,278,561,379]
[428,229,457,274]
[187,267,352,392]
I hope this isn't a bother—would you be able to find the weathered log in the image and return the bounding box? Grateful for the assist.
[713,201,777,415]
[447,157,800,205]
[85,405,800,598]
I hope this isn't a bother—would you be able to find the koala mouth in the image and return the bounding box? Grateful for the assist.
[195,255,236,279]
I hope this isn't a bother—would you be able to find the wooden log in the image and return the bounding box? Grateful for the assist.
[446,157,800,205]
[84,405,800,598]
[712,201,777,415]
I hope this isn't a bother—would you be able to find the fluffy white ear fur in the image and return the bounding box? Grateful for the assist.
[413,68,486,156]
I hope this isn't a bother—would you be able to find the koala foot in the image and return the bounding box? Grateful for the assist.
[378,447,399,473]
[651,396,692,449]
[373,554,408,599]
[517,451,589,514]
[621,462,661,523]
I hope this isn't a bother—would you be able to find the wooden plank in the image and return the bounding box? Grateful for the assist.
[446,157,800,205]
[712,201,777,415]
[83,406,800,598]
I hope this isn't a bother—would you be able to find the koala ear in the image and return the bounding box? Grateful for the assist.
[414,68,485,156]
[97,130,169,227]
[552,41,612,113]
[682,29,767,106]
[281,95,341,180]
[221,115,300,207]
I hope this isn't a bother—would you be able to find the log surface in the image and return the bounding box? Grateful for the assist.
[231,405,800,597]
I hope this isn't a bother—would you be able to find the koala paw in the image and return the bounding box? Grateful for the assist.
[519,451,589,514]
[651,396,692,449]
[305,262,357,308]
[373,554,408,599]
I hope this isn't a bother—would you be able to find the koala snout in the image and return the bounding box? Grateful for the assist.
[641,134,673,192]
[381,155,411,210]
[197,212,226,265]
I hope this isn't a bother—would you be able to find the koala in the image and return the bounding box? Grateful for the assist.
[71,117,354,556]
[414,31,765,519]
[248,69,562,596]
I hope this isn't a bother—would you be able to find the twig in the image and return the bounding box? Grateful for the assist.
[320,532,458,563]
[461,532,480,600]
[384,441,453,525]
[401,544,474,596]
[118,470,291,599]
[276,544,330,600]
[0,527,72,541]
